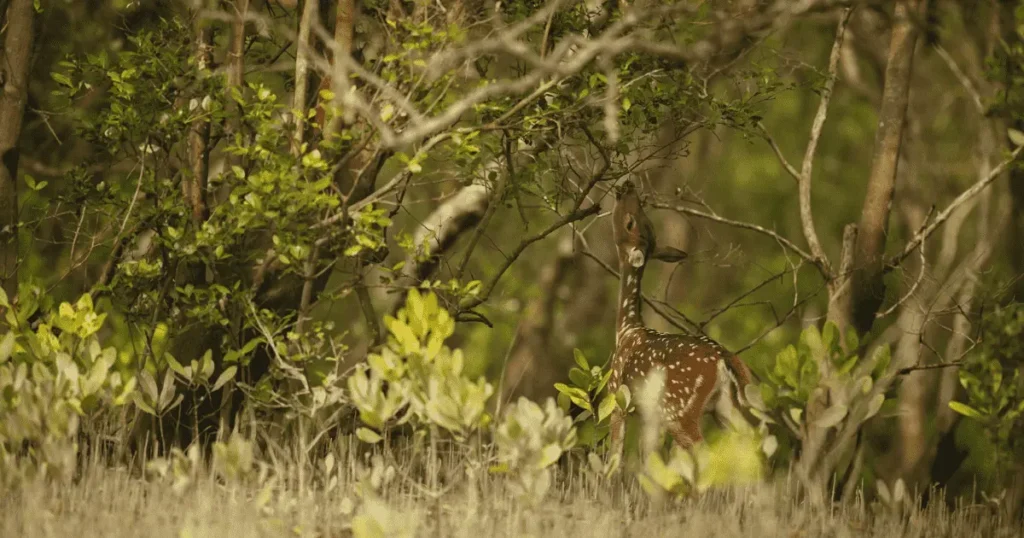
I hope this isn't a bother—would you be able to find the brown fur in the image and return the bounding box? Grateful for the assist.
[607,182,754,455]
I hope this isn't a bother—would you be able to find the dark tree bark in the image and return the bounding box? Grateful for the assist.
[0,0,35,301]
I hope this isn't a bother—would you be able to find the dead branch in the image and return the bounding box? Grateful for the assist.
[876,205,932,318]
[934,44,983,114]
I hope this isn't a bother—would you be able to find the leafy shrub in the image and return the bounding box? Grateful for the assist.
[747,322,890,465]
[348,288,494,443]
[949,302,1024,475]
[492,396,577,503]
[0,288,136,485]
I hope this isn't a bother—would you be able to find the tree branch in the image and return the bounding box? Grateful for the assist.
[458,203,600,313]
[757,123,801,183]
[796,7,852,276]
[579,250,700,334]
[648,200,823,274]
[888,145,1023,269]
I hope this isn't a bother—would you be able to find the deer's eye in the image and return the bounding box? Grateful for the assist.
[625,216,636,231]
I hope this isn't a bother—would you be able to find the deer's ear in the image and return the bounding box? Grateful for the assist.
[652,246,688,263]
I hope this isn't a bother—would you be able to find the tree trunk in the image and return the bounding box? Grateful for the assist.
[0,0,35,300]
[830,0,928,335]
[500,234,576,404]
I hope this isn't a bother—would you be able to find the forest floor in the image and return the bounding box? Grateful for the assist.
[2,441,1021,538]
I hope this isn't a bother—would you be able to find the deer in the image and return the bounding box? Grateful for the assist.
[607,181,754,460]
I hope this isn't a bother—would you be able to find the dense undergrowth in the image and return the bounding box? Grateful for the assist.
[1,287,1023,536]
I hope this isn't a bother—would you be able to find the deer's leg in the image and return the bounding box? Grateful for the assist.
[668,415,702,450]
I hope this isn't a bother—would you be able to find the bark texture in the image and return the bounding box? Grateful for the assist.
[832,0,928,335]
[0,0,35,299]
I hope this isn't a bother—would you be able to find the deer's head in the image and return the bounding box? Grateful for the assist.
[612,181,688,269]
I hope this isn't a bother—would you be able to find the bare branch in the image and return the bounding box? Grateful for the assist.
[934,43,983,114]
[876,206,932,318]
[579,250,700,334]
[292,0,318,153]
[701,264,803,328]
[458,204,600,312]
[648,200,822,273]
[798,7,852,276]
[888,145,1024,269]
[186,14,214,225]
[757,123,801,183]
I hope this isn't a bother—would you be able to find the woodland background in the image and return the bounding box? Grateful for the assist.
[1,0,1024,535]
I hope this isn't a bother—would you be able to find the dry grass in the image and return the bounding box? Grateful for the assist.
[2,438,1020,538]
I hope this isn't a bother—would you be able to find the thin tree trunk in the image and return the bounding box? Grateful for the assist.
[0,0,35,300]
[292,0,318,154]
[832,0,928,335]
[186,15,213,225]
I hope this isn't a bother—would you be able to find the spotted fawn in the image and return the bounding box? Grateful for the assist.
[607,181,753,457]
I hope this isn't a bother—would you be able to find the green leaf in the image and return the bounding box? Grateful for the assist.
[51,72,73,87]
[615,384,631,410]
[1009,128,1024,147]
[597,393,617,422]
[871,344,891,379]
[844,327,860,352]
[864,394,885,420]
[568,367,589,388]
[356,427,383,444]
[554,383,592,412]
[0,332,15,363]
[948,401,984,419]
[822,321,839,353]
[213,366,238,391]
[595,368,613,394]
[166,354,188,379]
[537,444,563,469]
[744,383,766,411]
[573,348,589,370]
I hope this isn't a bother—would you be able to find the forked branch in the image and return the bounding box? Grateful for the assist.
[888,145,1024,269]
[797,7,852,277]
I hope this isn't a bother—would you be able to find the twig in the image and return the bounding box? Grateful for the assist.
[934,44,983,114]
[895,361,963,376]
[580,250,700,334]
[757,123,801,183]
[701,264,802,328]
[648,200,822,274]
[876,205,933,318]
[458,204,600,312]
[888,145,1024,269]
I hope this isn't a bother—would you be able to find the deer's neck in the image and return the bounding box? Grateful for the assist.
[616,261,645,344]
